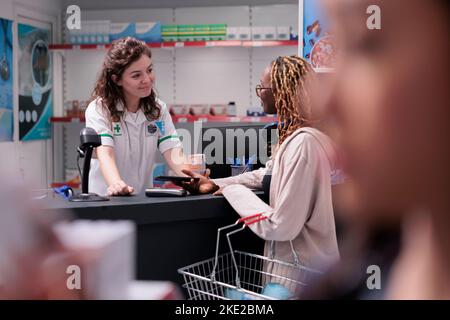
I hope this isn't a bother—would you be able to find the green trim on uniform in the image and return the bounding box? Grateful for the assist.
[157,134,179,147]
[99,133,114,139]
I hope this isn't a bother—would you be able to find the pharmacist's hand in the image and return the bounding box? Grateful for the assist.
[177,169,219,195]
[107,180,134,196]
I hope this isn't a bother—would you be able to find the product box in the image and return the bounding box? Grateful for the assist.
[169,104,189,115]
[89,21,98,44]
[238,27,251,40]
[75,28,83,44]
[226,27,239,40]
[135,22,162,43]
[189,104,210,115]
[96,20,111,44]
[262,26,276,40]
[81,21,91,44]
[209,24,227,41]
[251,26,264,40]
[290,29,299,41]
[276,26,291,40]
[194,24,210,41]
[66,27,77,44]
[110,22,136,41]
[247,106,266,117]
[210,104,228,116]
[177,24,195,41]
[161,25,178,42]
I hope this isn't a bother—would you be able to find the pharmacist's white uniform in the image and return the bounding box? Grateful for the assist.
[85,98,181,195]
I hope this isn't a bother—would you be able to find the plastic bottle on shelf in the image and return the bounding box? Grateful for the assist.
[227,101,236,116]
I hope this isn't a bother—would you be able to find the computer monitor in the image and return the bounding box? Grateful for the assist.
[201,123,278,179]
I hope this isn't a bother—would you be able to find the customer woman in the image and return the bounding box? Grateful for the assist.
[181,56,340,283]
[85,37,189,196]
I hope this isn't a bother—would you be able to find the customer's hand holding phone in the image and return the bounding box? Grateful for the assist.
[175,169,220,195]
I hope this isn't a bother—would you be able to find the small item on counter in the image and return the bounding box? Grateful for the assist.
[145,188,187,197]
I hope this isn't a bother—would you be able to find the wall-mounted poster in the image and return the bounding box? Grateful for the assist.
[303,0,336,69]
[0,18,13,142]
[18,23,52,141]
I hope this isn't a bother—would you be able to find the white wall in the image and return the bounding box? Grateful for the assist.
[0,0,62,188]
[65,4,299,115]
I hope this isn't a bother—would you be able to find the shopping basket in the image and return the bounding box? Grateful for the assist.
[178,213,322,300]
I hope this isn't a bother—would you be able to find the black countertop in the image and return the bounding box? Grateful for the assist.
[44,192,263,224]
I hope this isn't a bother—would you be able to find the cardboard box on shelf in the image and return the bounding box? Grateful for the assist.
[99,20,111,44]
[194,24,210,41]
[209,24,227,41]
[276,26,291,40]
[169,104,189,115]
[161,25,178,42]
[226,27,239,40]
[110,22,136,41]
[251,27,264,40]
[189,104,210,115]
[262,26,277,40]
[177,25,195,42]
[210,104,228,116]
[135,22,162,43]
[238,27,251,40]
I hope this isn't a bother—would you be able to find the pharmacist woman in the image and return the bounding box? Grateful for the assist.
[85,37,189,196]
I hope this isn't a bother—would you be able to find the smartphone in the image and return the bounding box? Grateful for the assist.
[154,176,199,183]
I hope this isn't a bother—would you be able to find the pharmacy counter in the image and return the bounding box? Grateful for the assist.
[44,192,264,288]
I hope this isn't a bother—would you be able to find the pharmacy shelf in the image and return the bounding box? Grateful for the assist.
[49,40,298,51]
[50,115,278,124]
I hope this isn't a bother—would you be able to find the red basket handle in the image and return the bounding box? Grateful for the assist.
[237,213,268,225]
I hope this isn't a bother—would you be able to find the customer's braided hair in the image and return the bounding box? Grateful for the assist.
[271,55,315,145]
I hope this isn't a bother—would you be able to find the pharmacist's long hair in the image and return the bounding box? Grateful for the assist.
[91,37,161,122]
[271,55,316,145]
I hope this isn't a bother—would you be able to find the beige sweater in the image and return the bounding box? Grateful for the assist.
[214,127,340,280]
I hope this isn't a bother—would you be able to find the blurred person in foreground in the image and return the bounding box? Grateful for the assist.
[0,172,83,299]
[303,0,449,299]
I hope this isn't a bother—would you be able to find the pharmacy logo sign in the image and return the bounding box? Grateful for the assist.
[113,123,123,136]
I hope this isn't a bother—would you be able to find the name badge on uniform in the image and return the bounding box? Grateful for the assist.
[112,122,122,136]
[155,120,166,136]
[146,122,158,137]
